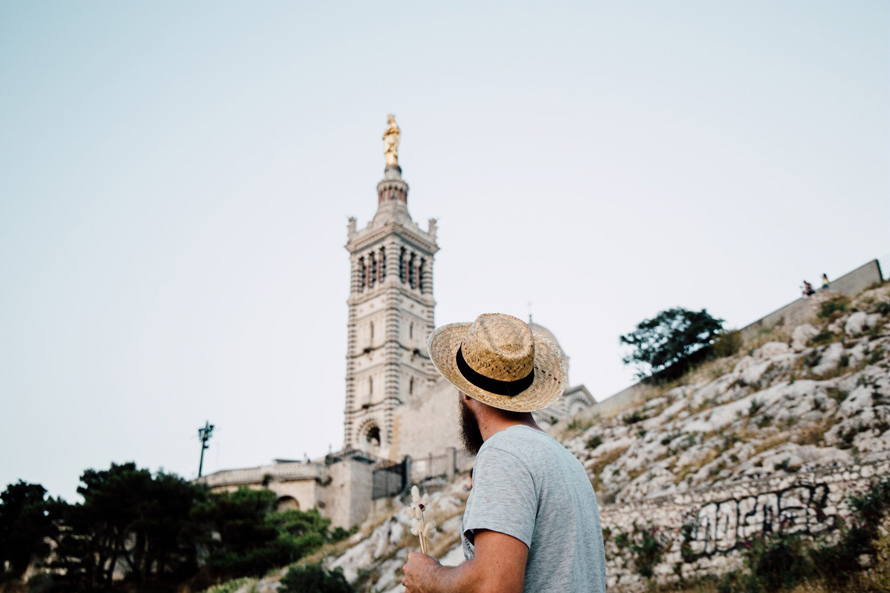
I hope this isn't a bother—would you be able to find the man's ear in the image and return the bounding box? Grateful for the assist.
[461,392,482,413]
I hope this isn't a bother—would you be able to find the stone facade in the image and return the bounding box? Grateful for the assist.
[200,451,377,529]
[343,164,440,458]
[200,460,325,511]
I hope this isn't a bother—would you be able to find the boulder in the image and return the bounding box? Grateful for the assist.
[791,324,819,351]
[812,342,845,376]
[755,341,791,359]
[845,311,869,336]
[741,360,772,386]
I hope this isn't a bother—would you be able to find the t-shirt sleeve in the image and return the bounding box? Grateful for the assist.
[463,446,537,549]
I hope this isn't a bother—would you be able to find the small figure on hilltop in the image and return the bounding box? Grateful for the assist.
[802,280,816,297]
[822,273,831,290]
[401,313,606,593]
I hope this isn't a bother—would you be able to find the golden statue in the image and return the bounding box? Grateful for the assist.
[383,114,400,166]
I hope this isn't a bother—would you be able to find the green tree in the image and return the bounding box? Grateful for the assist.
[0,481,54,582]
[191,488,333,580]
[620,307,724,378]
[49,462,205,589]
[279,563,354,593]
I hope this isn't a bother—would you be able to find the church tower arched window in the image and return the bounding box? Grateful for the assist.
[359,257,367,292]
[409,376,414,395]
[409,322,413,339]
[418,259,426,293]
[399,247,406,283]
[369,376,373,396]
[408,253,416,289]
[369,253,377,289]
[370,321,374,341]
[380,247,387,280]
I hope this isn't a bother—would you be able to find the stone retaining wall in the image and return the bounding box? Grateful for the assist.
[599,454,890,591]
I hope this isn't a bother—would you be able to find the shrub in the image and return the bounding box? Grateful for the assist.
[874,300,890,316]
[809,330,837,346]
[628,524,666,579]
[279,564,353,593]
[810,475,890,586]
[803,350,822,368]
[623,411,644,425]
[818,296,850,319]
[586,434,603,450]
[748,399,764,416]
[741,531,813,592]
[712,330,742,358]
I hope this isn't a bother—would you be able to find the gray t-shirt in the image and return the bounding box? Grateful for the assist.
[462,425,606,593]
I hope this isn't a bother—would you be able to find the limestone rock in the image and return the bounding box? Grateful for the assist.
[811,343,845,376]
[791,324,819,351]
[754,342,791,359]
[845,312,869,336]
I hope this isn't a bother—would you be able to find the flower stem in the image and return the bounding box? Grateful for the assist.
[419,509,427,554]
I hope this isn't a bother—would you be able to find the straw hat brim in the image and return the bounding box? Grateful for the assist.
[427,322,568,412]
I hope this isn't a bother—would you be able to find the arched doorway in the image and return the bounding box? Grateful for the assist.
[365,425,381,449]
[276,496,299,511]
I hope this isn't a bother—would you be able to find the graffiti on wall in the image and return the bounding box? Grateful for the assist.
[685,483,836,558]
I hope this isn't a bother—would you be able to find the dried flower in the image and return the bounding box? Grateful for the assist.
[408,484,436,555]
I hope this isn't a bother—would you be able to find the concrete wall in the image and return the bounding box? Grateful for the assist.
[392,378,463,462]
[600,454,890,591]
[325,456,376,529]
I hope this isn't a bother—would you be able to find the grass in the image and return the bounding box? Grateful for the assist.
[750,433,791,458]
[204,577,258,593]
[589,445,630,492]
[674,448,720,484]
[565,415,596,435]
[818,295,851,320]
[793,419,833,446]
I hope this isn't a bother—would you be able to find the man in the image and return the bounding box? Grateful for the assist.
[402,313,606,593]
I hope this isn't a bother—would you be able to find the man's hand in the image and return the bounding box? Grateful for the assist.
[400,530,527,593]
[402,552,440,592]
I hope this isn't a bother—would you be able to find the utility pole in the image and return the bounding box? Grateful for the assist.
[197,421,214,478]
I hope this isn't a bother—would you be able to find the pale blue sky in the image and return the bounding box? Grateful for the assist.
[1,1,887,502]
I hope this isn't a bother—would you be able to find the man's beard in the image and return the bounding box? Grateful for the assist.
[459,397,484,455]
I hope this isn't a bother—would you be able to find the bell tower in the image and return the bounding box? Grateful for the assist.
[343,116,439,457]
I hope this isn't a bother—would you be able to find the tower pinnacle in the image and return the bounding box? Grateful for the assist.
[383,114,400,167]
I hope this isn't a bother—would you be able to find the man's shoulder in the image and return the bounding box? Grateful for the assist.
[480,426,569,465]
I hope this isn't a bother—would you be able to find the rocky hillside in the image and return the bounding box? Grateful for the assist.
[562,287,890,507]
[208,283,890,593]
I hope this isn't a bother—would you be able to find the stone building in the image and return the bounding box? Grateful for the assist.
[199,117,596,527]
[343,161,440,459]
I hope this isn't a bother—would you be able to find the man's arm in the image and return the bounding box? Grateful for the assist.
[402,529,528,593]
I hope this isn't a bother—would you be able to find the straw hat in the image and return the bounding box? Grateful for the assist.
[427,313,567,412]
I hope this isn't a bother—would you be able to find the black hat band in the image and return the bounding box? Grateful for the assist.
[455,345,535,397]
